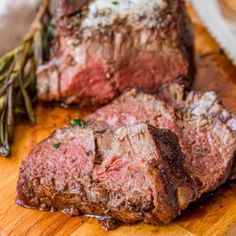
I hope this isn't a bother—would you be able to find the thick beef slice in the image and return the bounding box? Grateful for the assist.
[17,123,197,228]
[158,83,236,180]
[183,89,236,181]
[94,124,198,224]
[37,0,194,107]
[88,89,236,193]
[180,116,236,189]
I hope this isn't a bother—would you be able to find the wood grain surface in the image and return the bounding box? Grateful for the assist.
[0,3,236,236]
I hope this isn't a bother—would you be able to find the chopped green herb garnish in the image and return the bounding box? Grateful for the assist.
[173,92,178,100]
[71,20,79,29]
[53,143,61,149]
[112,0,119,5]
[70,118,86,128]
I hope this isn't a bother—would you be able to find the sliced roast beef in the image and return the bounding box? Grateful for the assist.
[16,123,199,229]
[158,83,236,181]
[17,87,236,229]
[37,0,194,107]
[183,89,236,181]
[88,89,236,192]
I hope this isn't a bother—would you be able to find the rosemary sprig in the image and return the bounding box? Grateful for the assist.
[0,0,50,157]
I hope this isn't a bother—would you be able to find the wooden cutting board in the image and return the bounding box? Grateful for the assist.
[0,3,236,236]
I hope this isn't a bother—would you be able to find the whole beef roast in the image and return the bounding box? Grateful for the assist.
[16,87,236,230]
[37,0,194,107]
[16,123,198,229]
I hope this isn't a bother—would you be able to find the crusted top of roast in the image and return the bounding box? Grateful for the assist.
[81,0,167,29]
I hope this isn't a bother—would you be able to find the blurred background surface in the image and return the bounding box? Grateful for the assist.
[0,0,39,55]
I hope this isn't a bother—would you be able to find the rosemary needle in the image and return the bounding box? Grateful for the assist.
[0,0,50,157]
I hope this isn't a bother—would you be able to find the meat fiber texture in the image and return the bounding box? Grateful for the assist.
[88,88,236,193]
[37,0,194,107]
[16,124,198,229]
[16,85,236,230]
